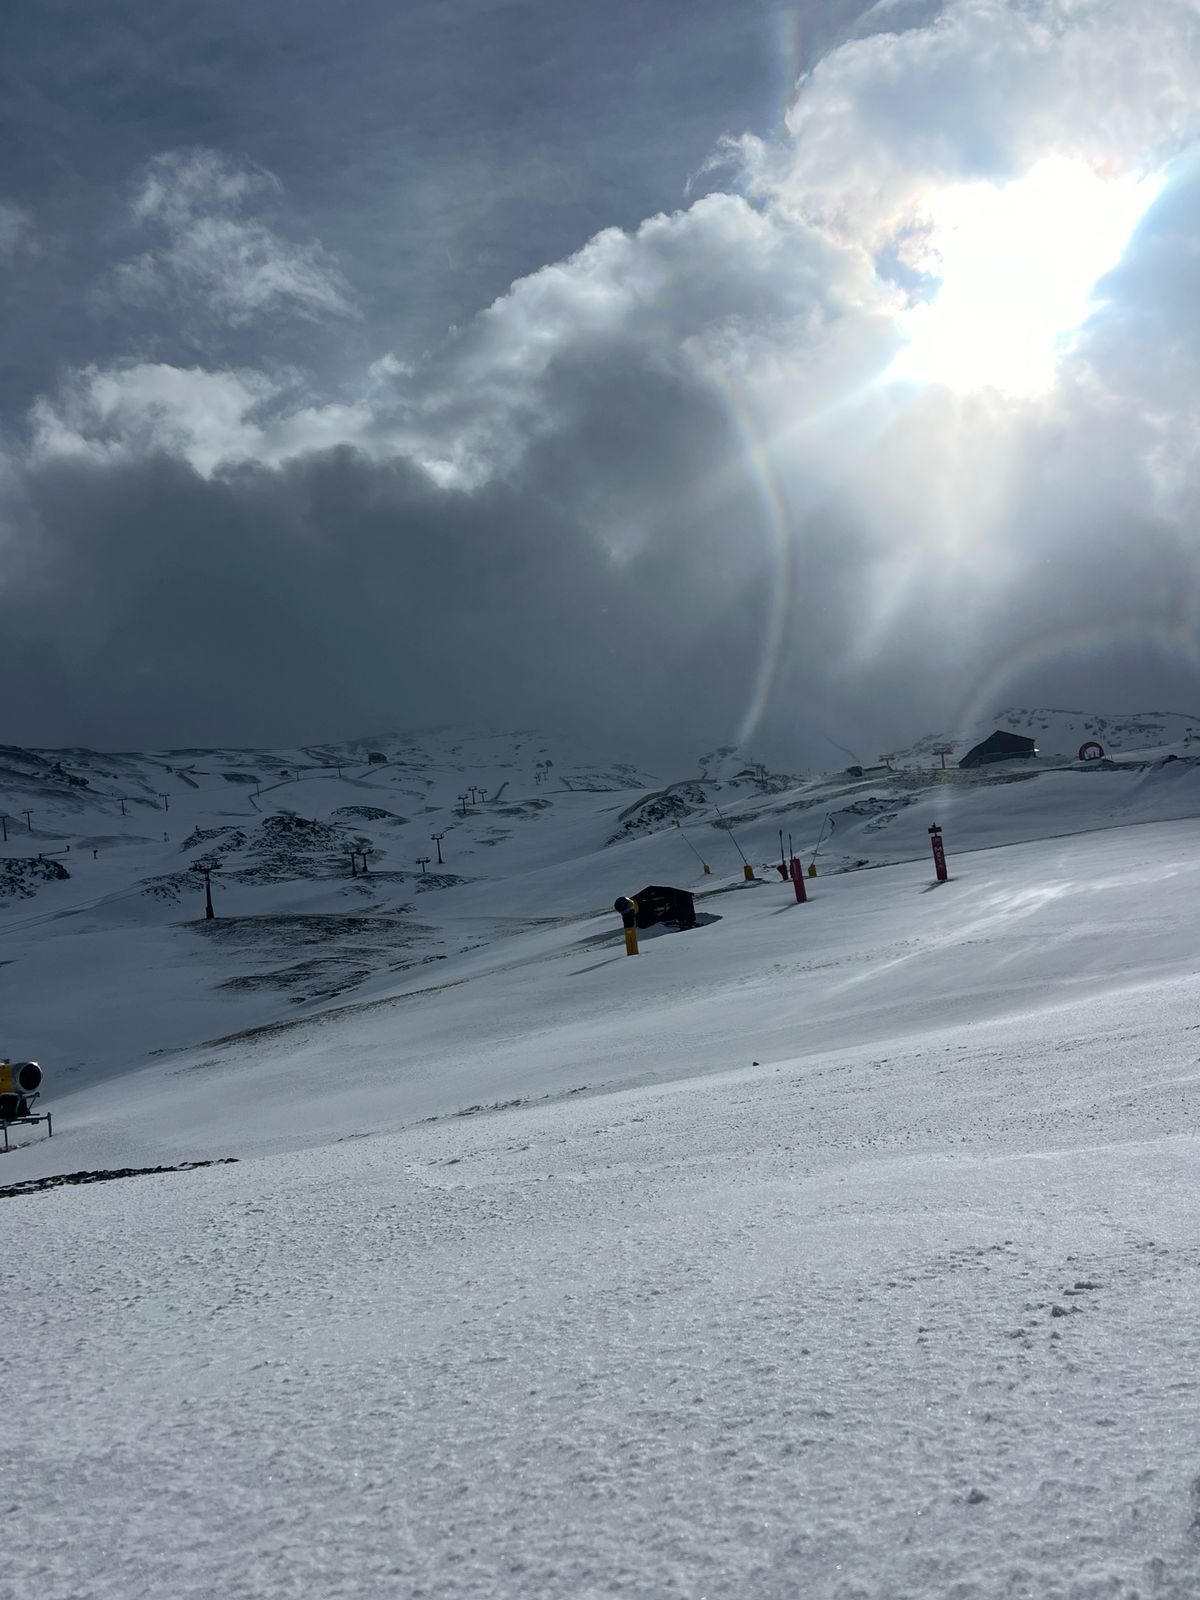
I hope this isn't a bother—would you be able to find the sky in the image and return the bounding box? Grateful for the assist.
[2,0,1199,764]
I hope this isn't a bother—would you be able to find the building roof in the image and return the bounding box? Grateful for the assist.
[959,730,1038,769]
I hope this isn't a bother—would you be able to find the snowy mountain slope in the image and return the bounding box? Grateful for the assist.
[895,704,1200,765]
[3,715,1200,1093]
[5,786,1200,1596]
[0,729,663,1077]
[5,811,1199,1172]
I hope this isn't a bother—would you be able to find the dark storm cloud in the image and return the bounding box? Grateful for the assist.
[4,0,1200,762]
[11,295,1189,764]
[0,0,874,421]
[0,329,817,758]
[3,446,613,749]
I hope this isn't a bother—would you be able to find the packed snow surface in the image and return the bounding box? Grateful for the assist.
[4,717,1200,1597]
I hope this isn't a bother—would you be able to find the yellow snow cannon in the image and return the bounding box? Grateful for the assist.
[0,1060,42,1119]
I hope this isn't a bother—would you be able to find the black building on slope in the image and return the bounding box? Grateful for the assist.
[958,730,1038,769]
[632,885,698,930]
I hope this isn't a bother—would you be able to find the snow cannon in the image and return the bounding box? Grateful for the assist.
[0,1060,41,1120]
[614,896,639,957]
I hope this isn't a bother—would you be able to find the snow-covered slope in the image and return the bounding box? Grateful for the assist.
[5,716,1200,1598]
[4,713,1200,1088]
[0,729,665,1080]
[895,704,1200,765]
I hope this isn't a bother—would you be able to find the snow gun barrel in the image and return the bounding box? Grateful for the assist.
[0,1061,41,1120]
[0,1061,40,1096]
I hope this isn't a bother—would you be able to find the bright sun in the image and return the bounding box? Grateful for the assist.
[891,155,1162,396]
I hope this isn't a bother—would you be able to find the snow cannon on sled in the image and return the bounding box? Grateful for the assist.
[0,1060,42,1121]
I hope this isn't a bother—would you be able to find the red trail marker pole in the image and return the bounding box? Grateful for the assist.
[928,823,948,883]
[789,855,808,903]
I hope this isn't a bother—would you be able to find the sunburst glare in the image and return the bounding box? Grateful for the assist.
[891,156,1163,396]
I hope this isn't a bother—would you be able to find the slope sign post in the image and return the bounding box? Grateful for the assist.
[929,823,948,883]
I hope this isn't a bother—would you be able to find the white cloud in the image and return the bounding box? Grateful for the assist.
[36,4,1200,499]
[35,184,892,487]
[747,0,1200,246]
[28,364,280,476]
[112,149,355,326]
[22,4,1200,602]
[27,360,450,482]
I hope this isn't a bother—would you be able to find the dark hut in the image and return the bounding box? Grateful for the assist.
[959,730,1037,769]
[632,885,697,930]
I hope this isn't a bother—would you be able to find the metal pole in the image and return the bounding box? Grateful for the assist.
[673,821,710,874]
[432,833,444,864]
[712,803,752,876]
[811,812,833,862]
[808,814,834,876]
